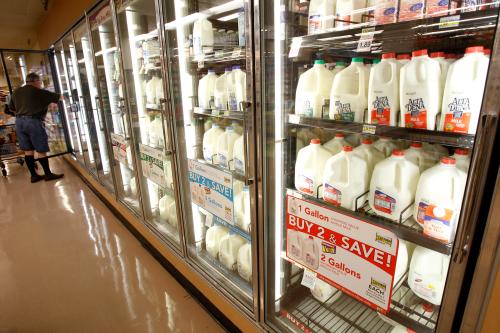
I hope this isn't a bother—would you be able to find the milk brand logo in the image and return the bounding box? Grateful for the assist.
[322,242,336,254]
[335,100,352,113]
[448,97,470,118]
[375,233,393,246]
[405,98,425,116]
[373,96,390,113]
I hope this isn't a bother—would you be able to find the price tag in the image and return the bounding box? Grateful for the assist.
[356,27,375,52]
[362,124,376,134]
[289,37,303,58]
[439,15,460,29]
[198,60,204,69]
[301,269,317,289]
[232,48,242,58]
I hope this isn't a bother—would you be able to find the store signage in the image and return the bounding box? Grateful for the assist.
[356,27,376,52]
[289,37,303,58]
[110,133,128,165]
[285,194,398,313]
[89,5,112,30]
[139,144,167,188]
[280,311,313,333]
[188,159,234,224]
[439,15,460,29]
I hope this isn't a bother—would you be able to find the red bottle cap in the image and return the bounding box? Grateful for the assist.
[392,150,404,156]
[397,54,411,60]
[410,142,423,148]
[343,146,353,152]
[422,303,434,312]
[430,51,445,58]
[465,46,484,54]
[335,133,345,138]
[445,53,457,59]
[484,48,491,56]
[382,52,396,59]
[362,138,373,145]
[441,157,456,165]
[412,49,428,57]
[455,148,469,155]
[311,138,321,144]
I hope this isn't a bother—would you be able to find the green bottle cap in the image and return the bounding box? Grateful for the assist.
[314,59,325,65]
[352,57,364,63]
[372,59,381,64]
[335,61,346,67]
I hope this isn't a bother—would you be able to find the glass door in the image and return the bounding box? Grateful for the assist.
[162,0,258,313]
[260,1,499,333]
[115,0,184,249]
[0,54,11,126]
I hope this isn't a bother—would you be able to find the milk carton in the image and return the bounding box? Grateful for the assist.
[426,0,450,16]
[302,235,320,269]
[198,69,218,108]
[397,54,411,66]
[430,51,450,90]
[217,126,239,169]
[203,124,224,163]
[413,157,467,242]
[193,18,214,56]
[400,49,441,130]
[408,246,451,305]
[219,234,246,270]
[311,278,342,304]
[206,225,230,258]
[323,146,370,210]
[232,134,245,174]
[439,46,489,134]
[295,60,334,118]
[214,68,231,110]
[368,53,400,126]
[398,0,425,21]
[369,150,420,221]
[335,0,367,27]
[323,133,348,155]
[234,185,251,232]
[353,138,384,176]
[295,139,333,197]
[237,243,252,281]
[308,0,336,34]
[374,0,399,24]
[373,136,398,157]
[404,142,437,172]
[453,148,471,173]
[330,57,369,122]
[228,66,246,111]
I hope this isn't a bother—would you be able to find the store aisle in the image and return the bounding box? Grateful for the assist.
[0,158,226,333]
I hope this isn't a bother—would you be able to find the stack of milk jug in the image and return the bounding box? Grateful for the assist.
[198,67,247,111]
[295,46,490,134]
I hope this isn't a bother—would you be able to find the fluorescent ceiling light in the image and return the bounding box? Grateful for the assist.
[217,13,239,21]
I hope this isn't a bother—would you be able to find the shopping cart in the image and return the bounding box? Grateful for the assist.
[0,123,25,176]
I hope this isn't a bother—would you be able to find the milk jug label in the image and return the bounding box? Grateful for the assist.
[374,190,396,214]
[309,15,321,34]
[298,174,315,195]
[411,273,438,299]
[416,201,428,224]
[334,100,355,122]
[219,153,228,168]
[235,158,244,173]
[404,98,427,129]
[302,99,314,117]
[229,94,238,111]
[443,97,472,133]
[203,147,213,161]
[324,184,342,206]
[371,96,391,125]
[423,204,454,242]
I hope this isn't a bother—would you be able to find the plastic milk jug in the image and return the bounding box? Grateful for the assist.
[287,229,304,262]
[149,115,164,148]
[404,142,437,172]
[394,240,409,286]
[232,134,245,174]
[398,0,425,21]
[163,158,173,188]
[219,234,246,270]
[166,198,178,228]
[369,150,420,221]
[439,46,489,134]
[413,157,467,242]
[206,225,229,259]
[453,148,471,173]
[234,185,251,232]
[295,139,333,196]
[323,146,370,210]
[193,18,213,56]
[198,69,218,109]
[302,235,320,269]
[430,52,450,91]
[445,53,457,64]
[330,57,369,122]
[368,53,400,126]
[308,0,336,34]
[130,177,138,197]
[217,126,239,169]
[408,246,451,305]
[295,60,334,118]
[323,133,348,155]
[353,138,384,176]
[373,136,398,157]
[311,278,342,304]
[374,0,399,24]
[397,54,411,66]
[400,49,441,130]
[159,194,175,221]
[345,133,362,147]
[232,66,246,111]
[335,0,367,27]
[331,61,346,80]
[237,243,252,281]
[214,68,231,110]
[423,142,449,161]
[202,123,224,163]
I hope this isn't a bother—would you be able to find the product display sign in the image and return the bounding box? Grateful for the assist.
[110,133,128,165]
[285,194,398,313]
[139,144,166,188]
[188,159,234,224]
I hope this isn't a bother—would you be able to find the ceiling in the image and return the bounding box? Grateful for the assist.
[0,0,53,30]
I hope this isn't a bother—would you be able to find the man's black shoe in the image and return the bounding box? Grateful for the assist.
[31,175,45,183]
[45,173,64,181]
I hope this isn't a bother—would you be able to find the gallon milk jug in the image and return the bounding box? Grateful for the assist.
[214,68,231,110]
[231,121,243,135]
[335,0,367,27]
[217,126,239,169]
[353,138,384,176]
[345,133,362,147]
[439,46,489,134]
[413,157,467,242]
[219,234,246,271]
[232,66,246,111]
[453,148,471,173]
[484,49,491,58]
[295,139,333,196]
[394,240,409,286]
[130,176,137,196]
[373,136,398,157]
[163,158,173,188]
[423,142,449,161]
[323,132,348,155]
[374,0,399,24]
[323,146,370,210]
[206,225,229,259]
[445,53,457,64]
[330,57,368,122]
[368,53,400,126]
[397,54,411,66]
[408,246,451,305]
[311,278,342,304]
[237,243,252,281]
[308,0,336,34]
[302,235,320,269]
[232,134,245,174]
[404,142,437,172]
[193,18,213,56]
[295,60,334,118]
[159,194,175,221]
[398,0,425,21]
[149,115,164,148]
[430,51,450,91]
[234,185,251,232]
[202,123,224,163]
[369,150,420,221]
[287,229,304,262]
[400,49,441,130]
[166,198,178,228]
[331,61,347,80]
[198,69,218,109]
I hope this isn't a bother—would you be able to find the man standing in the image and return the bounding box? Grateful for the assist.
[8,72,64,183]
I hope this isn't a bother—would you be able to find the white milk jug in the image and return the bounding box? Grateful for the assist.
[323,133,348,155]
[295,60,334,118]
[302,235,320,269]
[231,121,243,135]
[413,157,467,242]
[423,142,449,161]
[397,54,411,66]
[166,198,178,228]
[219,234,246,271]
[287,229,304,262]
[439,46,489,134]
[202,123,224,163]
[130,177,137,196]
[369,150,420,221]
[373,136,398,157]
[331,61,346,80]
[232,66,246,111]
[430,51,450,90]
[335,0,367,27]
[232,134,245,174]
[404,142,437,172]
[445,53,457,64]
[311,278,341,304]
[330,57,369,122]
[408,246,451,305]
[368,53,400,126]
[394,240,409,286]
[308,0,336,34]
[206,225,229,259]
[198,69,218,109]
[323,146,370,210]
[345,133,362,147]
[214,68,231,110]
[400,49,441,130]
[295,139,333,196]
[159,194,175,221]
[234,185,251,232]
[193,18,213,56]
[217,126,240,169]
[453,148,471,173]
[149,115,164,148]
[353,138,384,176]
[237,243,252,281]
[163,159,173,188]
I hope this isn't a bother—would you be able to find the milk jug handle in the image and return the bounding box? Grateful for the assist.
[355,190,370,211]
[316,184,324,199]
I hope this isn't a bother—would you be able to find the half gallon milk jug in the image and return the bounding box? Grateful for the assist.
[206,225,229,258]
[219,234,246,270]
[413,157,467,242]
[369,150,420,221]
[439,46,489,134]
[323,132,348,155]
[308,0,336,34]
[193,18,214,56]
[198,69,218,108]
[234,185,251,232]
[214,68,231,110]
[330,57,368,122]
[202,123,224,163]
[295,139,333,196]
[368,53,400,126]
[453,148,471,173]
[311,278,342,304]
[295,60,334,118]
[232,134,245,174]
[373,136,398,157]
[400,49,441,130]
[335,0,366,27]
[430,51,450,89]
[217,126,239,169]
[159,194,175,221]
[323,146,369,210]
[397,54,411,66]
[232,66,246,111]
[353,138,384,176]
[237,243,252,281]
[302,235,320,269]
[404,142,437,172]
[408,246,451,305]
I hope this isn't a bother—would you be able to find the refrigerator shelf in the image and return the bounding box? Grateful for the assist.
[195,158,246,182]
[193,106,245,121]
[191,48,246,65]
[287,114,475,148]
[211,213,252,242]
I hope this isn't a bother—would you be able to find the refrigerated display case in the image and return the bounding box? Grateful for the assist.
[259,1,500,333]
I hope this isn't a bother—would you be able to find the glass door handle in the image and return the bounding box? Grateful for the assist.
[159,97,175,155]
[240,101,254,186]
[119,106,130,140]
[94,96,105,131]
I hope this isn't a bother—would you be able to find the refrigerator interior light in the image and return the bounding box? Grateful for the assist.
[217,13,240,22]
[94,46,118,57]
[53,52,76,151]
